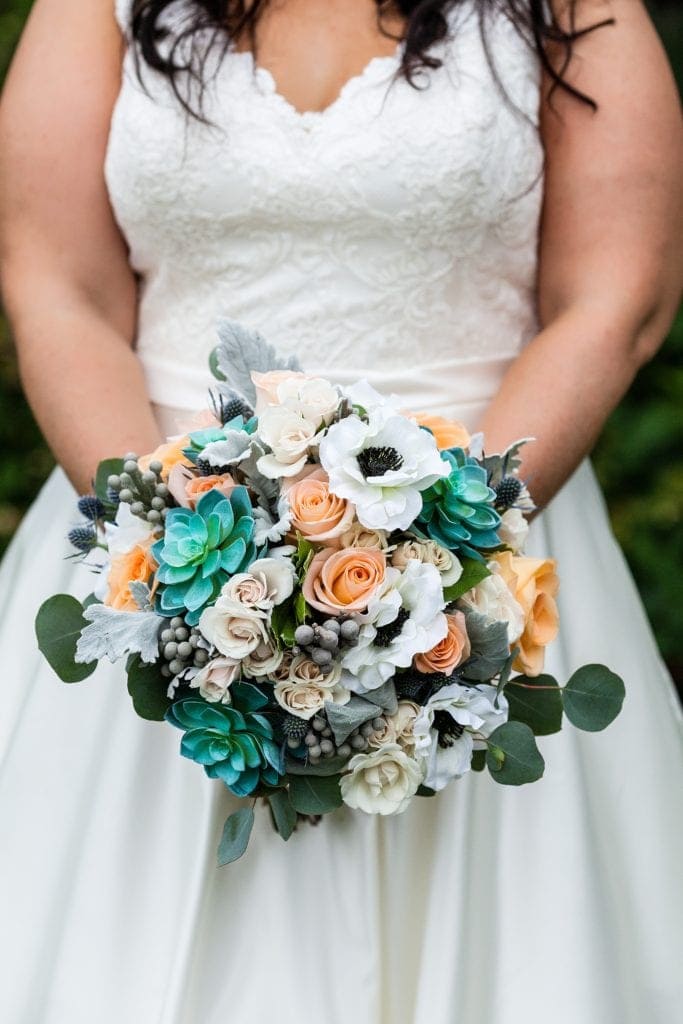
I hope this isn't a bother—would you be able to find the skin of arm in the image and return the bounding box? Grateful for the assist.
[0,0,163,496]
[478,0,683,509]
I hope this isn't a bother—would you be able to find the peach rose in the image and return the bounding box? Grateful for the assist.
[185,473,238,506]
[251,370,309,414]
[287,468,355,543]
[412,412,471,451]
[302,547,386,616]
[414,610,471,674]
[492,551,560,676]
[105,538,157,612]
[138,435,192,481]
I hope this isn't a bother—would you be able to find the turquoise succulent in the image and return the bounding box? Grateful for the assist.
[165,697,282,797]
[152,486,256,625]
[417,447,501,559]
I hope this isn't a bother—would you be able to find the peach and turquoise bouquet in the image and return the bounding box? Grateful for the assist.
[35,321,625,865]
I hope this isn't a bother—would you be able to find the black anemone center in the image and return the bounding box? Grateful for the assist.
[433,710,465,748]
[374,608,410,648]
[357,445,404,478]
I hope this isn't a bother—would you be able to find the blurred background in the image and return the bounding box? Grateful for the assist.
[0,1,681,684]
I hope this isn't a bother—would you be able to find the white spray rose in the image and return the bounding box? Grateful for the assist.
[340,743,424,815]
[276,376,341,429]
[199,600,270,659]
[391,538,462,587]
[274,655,350,720]
[189,656,240,704]
[257,405,319,479]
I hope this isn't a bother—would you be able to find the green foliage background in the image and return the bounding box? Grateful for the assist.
[1,1,682,680]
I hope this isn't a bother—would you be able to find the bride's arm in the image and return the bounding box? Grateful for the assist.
[478,0,682,509]
[0,0,163,496]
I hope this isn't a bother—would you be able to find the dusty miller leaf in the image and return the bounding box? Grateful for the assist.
[75,604,163,665]
[460,611,510,681]
[214,319,302,406]
[129,581,153,611]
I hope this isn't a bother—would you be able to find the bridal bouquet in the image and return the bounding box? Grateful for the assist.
[36,321,625,864]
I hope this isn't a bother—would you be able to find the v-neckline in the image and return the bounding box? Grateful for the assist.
[228,39,406,127]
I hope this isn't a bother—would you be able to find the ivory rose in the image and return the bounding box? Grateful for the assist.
[302,547,386,616]
[287,468,355,542]
[414,610,471,674]
[242,640,284,679]
[276,377,340,428]
[391,537,462,586]
[138,435,192,480]
[274,655,350,720]
[492,551,560,676]
[411,412,471,451]
[189,656,240,704]
[256,405,319,478]
[199,602,270,660]
[105,538,157,612]
[340,744,423,815]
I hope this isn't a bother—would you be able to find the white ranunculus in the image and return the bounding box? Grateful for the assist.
[340,743,424,815]
[319,408,449,531]
[391,538,462,587]
[199,600,270,659]
[497,508,529,554]
[274,655,350,719]
[256,406,319,479]
[276,376,341,429]
[342,561,448,693]
[460,562,525,644]
[242,640,284,679]
[189,656,240,704]
[413,682,508,791]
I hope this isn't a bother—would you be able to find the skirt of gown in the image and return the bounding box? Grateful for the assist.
[0,409,682,1024]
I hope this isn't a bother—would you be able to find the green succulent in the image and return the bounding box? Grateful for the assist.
[165,696,282,797]
[152,486,256,625]
[417,447,501,560]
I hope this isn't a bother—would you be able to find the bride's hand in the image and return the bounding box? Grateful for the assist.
[479,0,682,509]
[0,0,163,494]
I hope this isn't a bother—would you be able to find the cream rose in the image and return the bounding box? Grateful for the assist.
[276,376,341,429]
[492,551,560,676]
[339,523,390,550]
[242,640,284,679]
[274,655,350,720]
[256,406,319,479]
[414,611,471,674]
[287,468,355,543]
[340,743,424,815]
[392,700,422,757]
[220,558,295,613]
[302,547,386,616]
[391,538,462,587]
[198,601,270,659]
[189,656,240,704]
[251,370,309,414]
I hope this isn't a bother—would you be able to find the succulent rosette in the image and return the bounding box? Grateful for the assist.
[36,319,625,868]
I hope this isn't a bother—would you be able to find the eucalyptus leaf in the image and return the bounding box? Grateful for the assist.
[126,655,172,721]
[289,774,343,815]
[460,612,510,681]
[217,806,255,866]
[506,674,563,736]
[268,790,297,841]
[35,594,96,683]
[563,664,625,732]
[485,721,545,785]
[471,749,487,772]
[213,319,302,406]
[325,695,378,745]
[285,754,350,777]
[443,558,491,603]
[75,604,163,665]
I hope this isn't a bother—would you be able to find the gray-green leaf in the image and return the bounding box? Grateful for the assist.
[75,605,162,665]
[325,695,378,745]
[217,806,255,866]
[461,612,510,681]
[506,674,563,736]
[563,664,625,732]
[35,594,97,683]
[485,721,545,785]
[126,655,172,721]
[289,774,343,815]
[364,679,398,715]
[268,790,297,841]
[213,319,301,406]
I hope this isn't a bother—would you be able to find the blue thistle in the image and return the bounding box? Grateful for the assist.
[77,495,106,521]
[68,524,98,553]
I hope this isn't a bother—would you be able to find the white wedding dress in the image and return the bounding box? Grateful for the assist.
[1,2,681,1021]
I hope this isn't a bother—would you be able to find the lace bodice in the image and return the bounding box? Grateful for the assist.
[106,0,544,423]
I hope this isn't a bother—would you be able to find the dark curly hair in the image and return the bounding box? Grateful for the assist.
[129,0,614,119]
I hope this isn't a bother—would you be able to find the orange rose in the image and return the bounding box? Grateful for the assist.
[105,538,157,612]
[412,412,471,451]
[493,551,560,676]
[138,435,192,481]
[414,610,471,674]
[302,547,386,616]
[287,468,355,543]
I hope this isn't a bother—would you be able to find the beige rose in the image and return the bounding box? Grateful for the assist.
[274,655,350,720]
[189,656,240,704]
[302,547,386,616]
[256,405,319,479]
[198,602,270,659]
[340,743,424,815]
[339,523,390,550]
[492,551,560,676]
[287,468,355,543]
[392,700,422,757]
[242,640,284,679]
[414,611,471,674]
[411,412,471,451]
[391,538,462,586]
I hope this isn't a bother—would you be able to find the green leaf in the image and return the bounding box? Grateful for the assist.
[294,590,308,625]
[506,674,563,736]
[289,774,343,815]
[126,655,172,721]
[217,806,254,866]
[94,457,124,502]
[485,721,545,785]
[471,749,487,772]
[416,784,437,797]
[285,754,350,777]
[563,664,625,732]
[268,790,297,841]
[443,558,492,603]
[35,594,96,683]
[294,534,315,576]
[209,346,227,382]
[271,597,297,647]
[231,681,269,712]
